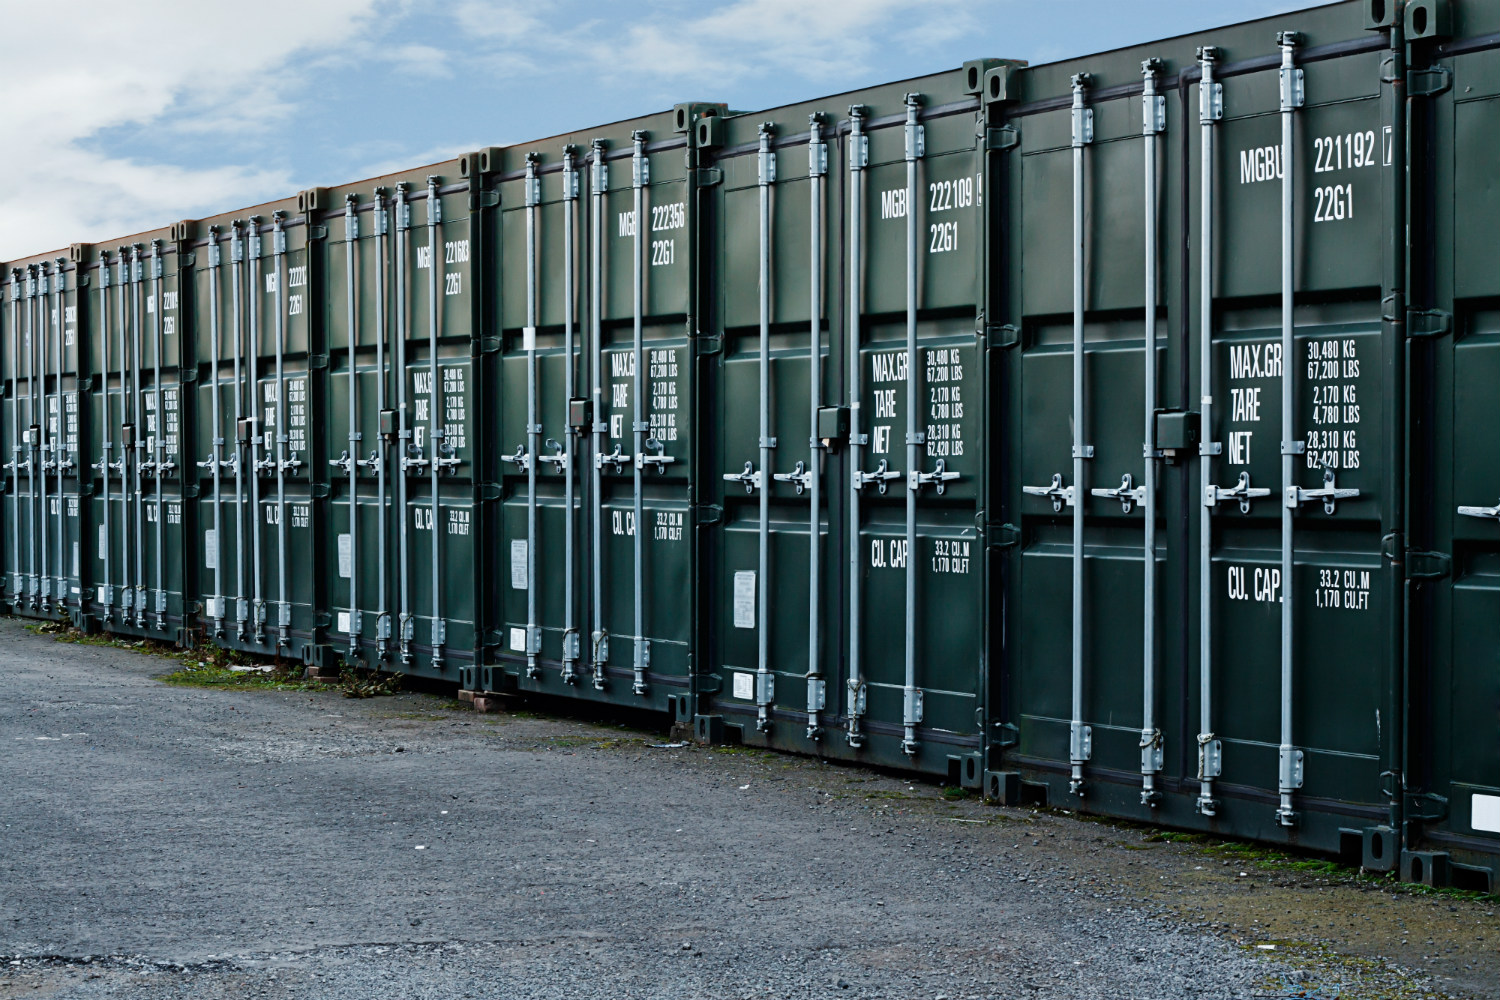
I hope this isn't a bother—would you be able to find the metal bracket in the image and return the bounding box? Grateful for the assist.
[596,445,628,471]
[538,438,567,471]
[1090,472,1146,513]
[984,126,1020,152]
[1140,729,1165,774]
[1408,65,1452,98]
[1198,733,1223,779]
[912,458,959,495]
[772,460,813,494]
[502,444,532,474]
[723,461,761,494]
[1022,472,1073,512]
[1405,549,1452,580]
[1279,746,1306,789]
[1407,308,1453,338]
[1287,466,1360,515]
[853,459,900,495]
[1199,81,1223,124]
[1205,471,1271,514]
[638,437,674,473]
[1069,722,1092,763]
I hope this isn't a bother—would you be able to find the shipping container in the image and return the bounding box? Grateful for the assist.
[693,64,1012,778]
[2,253,86,623]
[2,0,1497,890]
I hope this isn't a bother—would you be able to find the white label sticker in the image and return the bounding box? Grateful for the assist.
[338,611,351,634]
[97,586,106,604]
[98,524,106,559]
[1474,793,1500,834]
[204,529,216,569]
[510,539,528,589]
[522,326,536,351]
[72,542,79,577]
[732,570,756,629]
[732,671,754,700]
[337,533,352,579]
[509,627,526,652]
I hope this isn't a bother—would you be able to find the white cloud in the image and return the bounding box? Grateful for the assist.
[0,0,380,260]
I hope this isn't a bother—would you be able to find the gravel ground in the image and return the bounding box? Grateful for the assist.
[1,618,1494,999]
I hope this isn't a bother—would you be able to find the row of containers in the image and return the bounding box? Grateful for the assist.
[2,0,1497,889]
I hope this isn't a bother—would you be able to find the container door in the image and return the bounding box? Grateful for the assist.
[843,93,988,776]
[702,113,840,755]
[1409,14,1500,888]
[245,214,319,656]
[585,129,696,713]
[499,150,586,691]
[325,193,397,669]
[393,177,477,679]
[2,267,27,615]
[86,251,131,631]
[56,257,85,622]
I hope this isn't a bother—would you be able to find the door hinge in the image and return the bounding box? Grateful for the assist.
[693,673,722,695]
[986,324,1020,349]
[1406,791,1449,821]
[991,721,1020,748]
[694,167,723,187]
[177,252,196,268]
[987,523,1020,548]
[1405,549,1451,580]
[984,125,1020,151]
[308,224,328,241]
[1408,65,1452,97]
[693,504,723,524]
[1407,308,1452,338]
[694,334,724,356]
[479,190,501,208]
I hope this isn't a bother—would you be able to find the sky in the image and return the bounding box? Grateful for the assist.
[0,0,1337,261]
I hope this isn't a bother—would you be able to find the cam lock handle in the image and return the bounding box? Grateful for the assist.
[1205,471,1270,514]
[1022,472,1074,512]
[724,461,761,494]
[501,444,532,473]
[538,439,567,470]
[1091,472,1147,513]
[773,460,813,495]
[853,459,901,495]
[912,458,959,495]
[638,437,674,473]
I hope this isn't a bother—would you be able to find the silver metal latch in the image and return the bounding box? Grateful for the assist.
[328,450,354,474]
[912,458,959,495]
[638,438,674,473]
[853,459,900,495]
[278,452,301,474]
[1458,498,1500,520]
[538,438,567,471]
[1205,471,1271,513]
[1286,466,1359,515]
[772,460,813,494]
[723,461,761,494]
[1023,472,1074,512]
[502,444,532,474]
[596,445,628,470]
[1091,472,1147,513]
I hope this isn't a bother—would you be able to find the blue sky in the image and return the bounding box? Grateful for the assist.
[2,0,1335,260]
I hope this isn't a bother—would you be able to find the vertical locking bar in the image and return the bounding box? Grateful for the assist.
[589,139,609,690]
[805,115,827,739]
[97,255,113,618]
[901,94,925,756]
[630,130,649,697]
[425,176,446,671]
[230,222,249,640]
[52,260,67,611]
[271,214,291,647]
[394,185,413,666]
[1276,31,1306,828]
[1140,59,1165,804]
[246,220,267,641]
[207,228,225,636]
[149,241,167,629]
[846,105,869,749]
[1196,48,1224,816]
[373,190,392,662]
[130,246,147,626]
[344,195,361,657]
[37,264,50,612]
[561,146,581,684]
[1069,75,1094,793]
[755,122,776,732]
[524,154,542,679]
[118,251,133,624]
[7,269,21,605]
